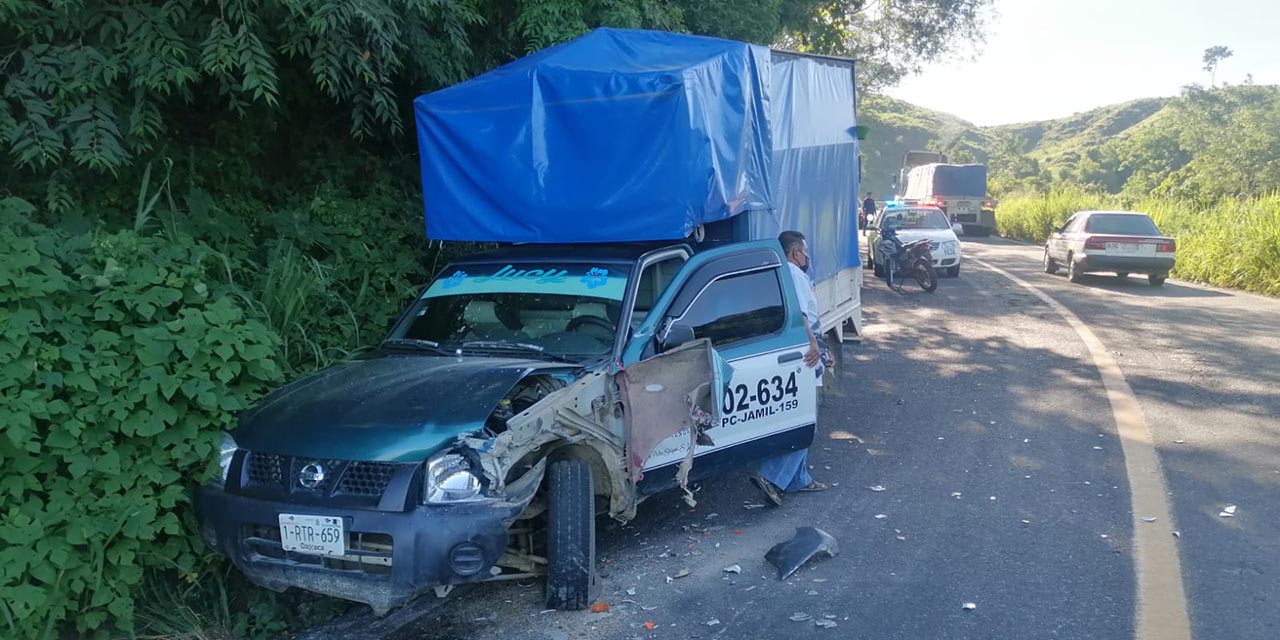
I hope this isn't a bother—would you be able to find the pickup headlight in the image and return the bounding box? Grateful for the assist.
[423,453,484,504]
[216,431,238,487]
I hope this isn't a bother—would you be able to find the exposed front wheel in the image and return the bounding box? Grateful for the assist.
[913,258,938,292]
[871,252,885,278]
[545,458,596,611]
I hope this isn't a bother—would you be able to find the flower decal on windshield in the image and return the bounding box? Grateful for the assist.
[442,270,469,289]
[580,267,609,290]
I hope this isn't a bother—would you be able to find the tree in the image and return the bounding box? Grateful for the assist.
[1202,45,1233,87]
[773,0,993,91]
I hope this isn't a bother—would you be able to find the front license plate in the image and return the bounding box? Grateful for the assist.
[1106,242,1139,254]
[279,514,345,556]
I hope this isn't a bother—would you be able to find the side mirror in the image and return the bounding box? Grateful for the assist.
[659,322,696,352]
[952,223,964,234]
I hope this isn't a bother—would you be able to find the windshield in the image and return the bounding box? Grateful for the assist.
[882,209,951,230]
[393,262,630,359]
[1085,214,1162,236]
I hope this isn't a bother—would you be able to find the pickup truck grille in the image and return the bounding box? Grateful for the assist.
[243,453,414,500]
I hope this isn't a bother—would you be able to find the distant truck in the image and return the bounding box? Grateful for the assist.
[902,163,997,237]
[895,149,947,196]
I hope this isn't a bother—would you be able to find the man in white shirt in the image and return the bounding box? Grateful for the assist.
[750,231,829,506]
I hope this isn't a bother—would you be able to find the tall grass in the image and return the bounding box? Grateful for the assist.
[995,185,1280,297]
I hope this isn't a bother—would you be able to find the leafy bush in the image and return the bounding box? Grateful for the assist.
[0,197,284,638]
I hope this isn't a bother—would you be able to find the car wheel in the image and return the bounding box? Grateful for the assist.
[1149,274,1166,287]
[1116,272,1129,279]
[1067,254,1084,283]
[871,253,885,278]
[1043,248,1058,274]
[946,264,960,277]
[545,458,595,611]
[977,226,993,237]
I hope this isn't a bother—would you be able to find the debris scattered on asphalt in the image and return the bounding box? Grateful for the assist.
[790,612,812,622]
[1021,519,1031,524]
[1174,439,1185,444]
[896,535,907,541]
[673,568,690,579]
[707,618,721,626]
[665,575,672,584]
[1101,534,1109,539]
[962,602,977,611]
[1224,505,1238,515]
[874,514,888,519]
[590,602,610,613]
[812,578,828,583]
[644,621,656,630]
[765,527,840,580]
[723,564,742,574]
[745,586,757,592]
[1173,531,1181,538]
[539,609,556,615]
[989,496,997,501]
[706,513,719,520]
[1142,517,1157,523]
[951,492,962,498]
[1093,446,1103,451]
[626,587,637,596]
[806,589,819,596]
[868,485,886,492]
[815,619,838,629]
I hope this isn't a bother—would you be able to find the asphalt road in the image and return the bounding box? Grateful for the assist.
[301,237,1280,640]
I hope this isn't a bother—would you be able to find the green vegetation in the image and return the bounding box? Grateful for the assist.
[1,2,992,638]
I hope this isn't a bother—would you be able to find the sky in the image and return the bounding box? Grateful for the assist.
[888,0,1280,126]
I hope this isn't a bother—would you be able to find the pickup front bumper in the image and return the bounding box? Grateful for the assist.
[196,485,526,614]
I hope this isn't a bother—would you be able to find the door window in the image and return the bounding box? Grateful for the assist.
[673,269,785,347]
[631,256,686,329]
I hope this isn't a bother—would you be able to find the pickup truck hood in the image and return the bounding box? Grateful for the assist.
[232,355,576,462]
[891,229,959,244]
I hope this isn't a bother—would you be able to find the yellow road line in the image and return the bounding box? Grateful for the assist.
[972,258,1191,640]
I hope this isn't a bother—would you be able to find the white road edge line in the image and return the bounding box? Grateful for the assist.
[971,257,1191,640]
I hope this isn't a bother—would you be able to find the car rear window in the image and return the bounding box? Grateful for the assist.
[1085,214,1161,236]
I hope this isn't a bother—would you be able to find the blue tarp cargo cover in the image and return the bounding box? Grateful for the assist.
[415,28,772,243]
[747,51,861,281]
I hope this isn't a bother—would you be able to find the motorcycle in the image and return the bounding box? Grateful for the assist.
[881,231,938,293]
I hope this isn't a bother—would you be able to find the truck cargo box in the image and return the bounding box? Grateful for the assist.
[903,163,988,198]
[414,28,772,243]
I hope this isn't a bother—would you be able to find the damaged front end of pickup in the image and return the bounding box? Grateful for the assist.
[195,339,729,615]
[446,339,728,584]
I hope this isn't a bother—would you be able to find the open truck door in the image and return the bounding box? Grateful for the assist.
[620,240,818,495]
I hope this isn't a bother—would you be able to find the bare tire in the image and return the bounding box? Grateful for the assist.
[1067,254,1084,283]
[545,458,595,610]
[913,258,938,292]
[1043,249,1059,274]
[1149,274,1166,287]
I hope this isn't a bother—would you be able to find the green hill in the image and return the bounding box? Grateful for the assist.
[858,94,993,197]
[858,94,1174,197]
